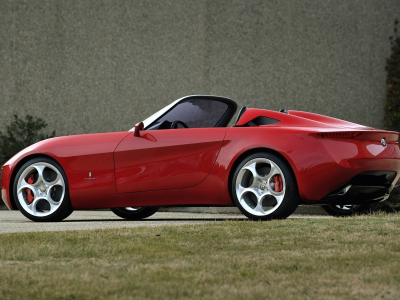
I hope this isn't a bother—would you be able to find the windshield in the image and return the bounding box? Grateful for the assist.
[140,99,181,129]
[130,95,237,131]
[146,98,228,130]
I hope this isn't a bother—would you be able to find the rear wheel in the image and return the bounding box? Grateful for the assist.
[110,207,159,220]
[231,152,299,220]
[13,157,73,222]
[322,203,378,217]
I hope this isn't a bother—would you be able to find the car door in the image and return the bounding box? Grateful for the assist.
[114,128,228,193]
[114,95,237,193]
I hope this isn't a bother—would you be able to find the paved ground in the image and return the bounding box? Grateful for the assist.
[160,205,328,215]
[0,211,331,234]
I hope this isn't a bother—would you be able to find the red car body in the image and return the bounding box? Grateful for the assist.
[2,95,400,214]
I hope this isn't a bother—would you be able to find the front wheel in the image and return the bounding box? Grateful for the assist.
[13,157,73,222]
[110,207,159,220]
[231,152,299,220]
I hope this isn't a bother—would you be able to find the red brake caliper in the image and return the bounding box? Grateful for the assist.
[274,175,283,192]
[26,175,35,203]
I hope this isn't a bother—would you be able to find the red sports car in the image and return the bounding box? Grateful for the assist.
[1,95,400,222]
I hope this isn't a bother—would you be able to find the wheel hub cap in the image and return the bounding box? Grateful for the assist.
[16,162,65,217]
[235,157,286,216]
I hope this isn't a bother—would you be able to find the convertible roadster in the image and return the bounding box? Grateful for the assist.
[1,95,400,222]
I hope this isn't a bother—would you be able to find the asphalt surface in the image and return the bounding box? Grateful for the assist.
[0,210,331,234]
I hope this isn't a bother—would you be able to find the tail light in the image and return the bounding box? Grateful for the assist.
[317,132,362,139]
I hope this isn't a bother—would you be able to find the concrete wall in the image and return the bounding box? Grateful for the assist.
[1,0,399,136]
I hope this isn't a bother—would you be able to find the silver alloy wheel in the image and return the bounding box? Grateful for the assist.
[335,205,360,211]
[16,162,65,217]
[124,207,142,211]
[235,158,286,216]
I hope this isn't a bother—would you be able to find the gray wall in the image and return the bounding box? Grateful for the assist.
[1,0,399,136]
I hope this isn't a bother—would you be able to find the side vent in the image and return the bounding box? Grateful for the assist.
[242,116,281,127]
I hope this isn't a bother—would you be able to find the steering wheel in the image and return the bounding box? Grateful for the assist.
[171,120,189,129]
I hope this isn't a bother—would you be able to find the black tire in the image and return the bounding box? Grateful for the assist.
[231,152,299,221]
[13,157,73,222]
[110,207,159,220]
[322,203,378,217]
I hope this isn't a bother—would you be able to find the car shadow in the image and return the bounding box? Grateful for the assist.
[62,218,247,223]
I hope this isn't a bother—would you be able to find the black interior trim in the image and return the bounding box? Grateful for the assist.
[235,106,247,125]
[237,116,281,127]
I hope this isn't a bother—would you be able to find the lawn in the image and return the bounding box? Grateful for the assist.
[0,213,399,300]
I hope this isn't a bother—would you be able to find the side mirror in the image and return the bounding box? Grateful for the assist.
[133,122,144,137]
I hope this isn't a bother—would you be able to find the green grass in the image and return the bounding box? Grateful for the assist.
[1,213,400,300]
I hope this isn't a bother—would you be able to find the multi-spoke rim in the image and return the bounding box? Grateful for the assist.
[235,158,286,216]
[334,205,360,211]
[124,207,142,211]
[17,162,65,217]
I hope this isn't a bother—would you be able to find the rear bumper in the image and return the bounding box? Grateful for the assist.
[317,171,396,205]
[296,136,400,203]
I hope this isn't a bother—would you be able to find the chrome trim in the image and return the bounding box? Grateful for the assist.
[337,185,352,196]
[381,138,387,147]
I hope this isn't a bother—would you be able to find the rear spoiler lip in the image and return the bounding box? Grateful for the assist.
[312,130,399,143]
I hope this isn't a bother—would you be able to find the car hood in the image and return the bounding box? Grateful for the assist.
[3,131,131,169]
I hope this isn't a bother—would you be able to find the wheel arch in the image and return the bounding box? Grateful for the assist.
[227,147,300,205]
[8,153,60,210]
